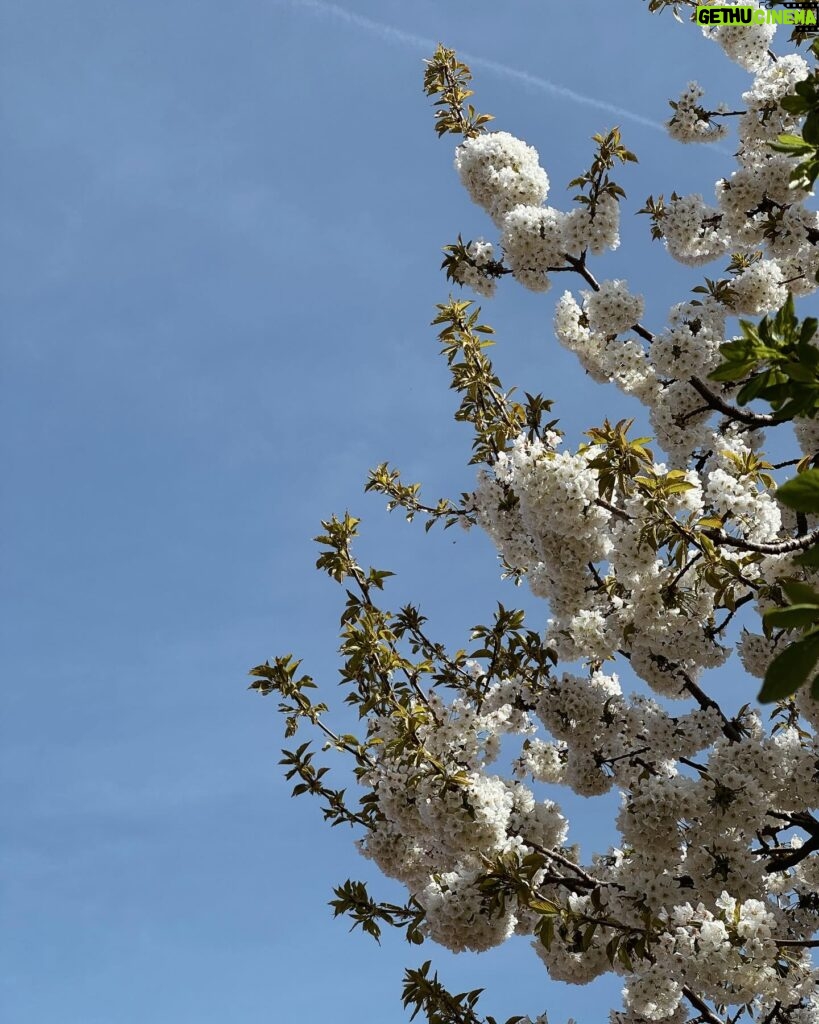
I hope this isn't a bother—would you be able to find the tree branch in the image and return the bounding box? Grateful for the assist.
[563,254,655,342]
[683,986,727,1024]
[705,526,819,556]
[688,377,777,427]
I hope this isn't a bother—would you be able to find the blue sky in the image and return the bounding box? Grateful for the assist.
[2,2,761,1021]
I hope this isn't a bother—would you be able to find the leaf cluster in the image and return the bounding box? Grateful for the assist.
[583,418,654,502]
[432,298,559,466]
[761,578,819,702]
[403,961,531,1024]
[365,463,475,532]
[643,0,696,16]
[706,298,819,702]
[441,235,507,289]
[423,45,494,139]
[276,740,374,829]
[760,473,819,701]
[637,192,682,241]
[248,655,327,737]
[329,879,425,945]
[709,295,819,419]
[568,127,637,214]
[770,39,819,190]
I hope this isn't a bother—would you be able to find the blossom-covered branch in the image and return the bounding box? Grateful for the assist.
[259,10,819,1024]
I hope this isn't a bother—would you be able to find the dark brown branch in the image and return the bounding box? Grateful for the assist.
[760,1002,782,1024]
[524,840,603,889]
[679,667,743,743]
[683,986,726,1024]
[595,497,632,521]
[688,377,777,427]
[563,254,654,343]
[705,527,819,556]
[665,552,702,596]
[759,812,819,872]
[618,650,742,744]
[708,592,755,637]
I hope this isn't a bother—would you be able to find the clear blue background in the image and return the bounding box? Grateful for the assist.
[2,2,756,1021]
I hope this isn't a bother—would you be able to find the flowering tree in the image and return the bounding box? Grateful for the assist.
[252,4,819,1022]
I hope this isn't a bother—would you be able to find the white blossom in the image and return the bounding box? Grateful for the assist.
[455,131,549,227]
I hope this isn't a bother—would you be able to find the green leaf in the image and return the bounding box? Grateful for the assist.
[777,470,819,513]
[795,545,819,568]
[709,360,760,383]
[763,605,819,630]
[617,943,634,971]
[697,516,725,530]
[529,897,559,915]
[538,914,556,950]
[804,113,819,147]
[780,579,819,605]
[771,133,815,155]
[581,922,597,951]
[781,95,813,115]
[782,362,817,384]
[736,370,778,405]
[759,630,819,703]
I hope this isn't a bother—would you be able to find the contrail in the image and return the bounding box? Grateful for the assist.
[283,0,667,133]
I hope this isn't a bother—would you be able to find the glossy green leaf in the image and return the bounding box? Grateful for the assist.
[759,630,819,703]
[777,470,819,513]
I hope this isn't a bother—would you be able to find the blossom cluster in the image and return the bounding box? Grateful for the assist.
[455,132,620,293]
[700,0,775,72]
[666,82,729,145]
[451,238,498,298]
